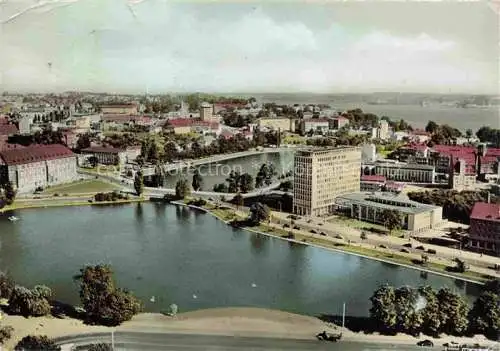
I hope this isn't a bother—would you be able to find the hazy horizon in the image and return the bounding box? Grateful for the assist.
[1,1,498,95]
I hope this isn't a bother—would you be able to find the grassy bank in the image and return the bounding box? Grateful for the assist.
[41,179,121,195]
[196,205,491,284]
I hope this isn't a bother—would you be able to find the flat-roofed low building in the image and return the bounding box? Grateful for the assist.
[293,146,361,216]
[257,117,295,132]
[0,144,77,193]
[335,192,443,233]
[374,161,435,183]
[101,104,138,115]
[468,202,500,255]
[81,146,127,165]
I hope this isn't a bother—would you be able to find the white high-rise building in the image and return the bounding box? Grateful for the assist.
[293,146,362,216]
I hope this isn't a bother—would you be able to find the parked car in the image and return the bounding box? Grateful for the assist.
[379,244,388,249]
[320,232,327,236]
[401,248,411,253]
[310,229,318,234]
[293,225,300,230]
[416,339,434,347]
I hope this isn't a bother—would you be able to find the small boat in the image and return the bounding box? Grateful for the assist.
[8,216,19,222]
[150,296,155,303]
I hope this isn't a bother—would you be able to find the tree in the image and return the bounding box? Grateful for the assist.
[379,209,402,232]
[73,265,142,326]
[465,129,473,140]
[468,279,500,338]
[175,178,191,199]
[239,173,254,193]
[76,134,91,150]
[213,183,228,193]
[133,170,144,196]
[394,286,422,335]
[249,202,270,224]
[2,181,16,205]
[418,286,441,336]
[232,193,244,210]
[0,325,14,344]
[0,271,15,299]
[436,287,469,335]
[425,121,439,134]
[192,170,203,191]
[280,180,292,192]
[8,285,52,317]
[15,335,61,350]
[369,285,397,334]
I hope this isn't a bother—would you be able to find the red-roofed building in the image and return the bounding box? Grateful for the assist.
[0,144,77,193]
[0,123,18,148]
[468,202,500,254]
[360,175,386,191]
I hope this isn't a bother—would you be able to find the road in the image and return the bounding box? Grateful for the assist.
[56,332,425,351]
[270,212,500,280]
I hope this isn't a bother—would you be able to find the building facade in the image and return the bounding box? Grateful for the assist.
[374,161,435,183]
[81,146,127,165]
[101,104,138,115]
[335,192,443,233]
[200,102,213,121]
[293,146,361,216]
[468,202,500,255]
[257,117,295,132]
[0,144,77,193]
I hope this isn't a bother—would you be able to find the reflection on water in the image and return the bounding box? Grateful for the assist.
[175,205,190,221]
[249,233,270,255]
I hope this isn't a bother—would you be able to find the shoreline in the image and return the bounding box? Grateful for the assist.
[0,197,147,213]
[2,307,497,349]
[174,201,488,285]
[0,197,490,284]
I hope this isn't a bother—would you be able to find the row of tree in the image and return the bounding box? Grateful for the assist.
[0,266,142,327]
[370,280,500,339]
[139,130,280,165]
[407,189,497,224]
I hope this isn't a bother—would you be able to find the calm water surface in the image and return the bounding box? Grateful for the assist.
[0,203,482,317]
[162,151,295,190]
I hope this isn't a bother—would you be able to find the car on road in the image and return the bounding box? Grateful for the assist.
[417,339,434,347]
[310,229,317,234]
[320,232,327,236]
[293,225,300,230]
[401,248,411,253]
[379,244,388,249]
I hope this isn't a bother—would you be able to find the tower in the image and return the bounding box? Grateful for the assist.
[200,102,213,121]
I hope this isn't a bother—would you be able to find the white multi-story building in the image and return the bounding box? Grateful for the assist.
[293,146,361,216]
[0,144,77,193]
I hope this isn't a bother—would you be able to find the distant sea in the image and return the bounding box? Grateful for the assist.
[250,93,500,131]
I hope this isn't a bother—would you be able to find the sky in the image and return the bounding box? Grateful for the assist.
[0,0,498,94]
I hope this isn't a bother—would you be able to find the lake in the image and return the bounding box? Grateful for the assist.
[0,203,482,317]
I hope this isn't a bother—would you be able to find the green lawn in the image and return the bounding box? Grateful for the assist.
[41,180,121,195]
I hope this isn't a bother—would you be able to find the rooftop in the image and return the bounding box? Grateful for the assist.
[296,146,360,156]
[82,146,125,154]
[0,144,74,166]
[0,124,18,136]
[470,202,500,222]
[336,191,440,215]
[361,175,386,182]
